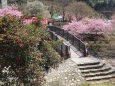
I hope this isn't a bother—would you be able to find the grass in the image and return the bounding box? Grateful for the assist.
[89,83,115,86]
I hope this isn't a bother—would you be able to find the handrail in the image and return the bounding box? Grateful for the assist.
[48,26,88,57]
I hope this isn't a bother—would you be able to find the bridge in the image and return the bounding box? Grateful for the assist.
[48,26,88,57]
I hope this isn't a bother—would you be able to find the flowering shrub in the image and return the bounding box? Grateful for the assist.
[0,15,62,85]
[0,5,22,16]
[63,17,115,57]
[63,18,113,40]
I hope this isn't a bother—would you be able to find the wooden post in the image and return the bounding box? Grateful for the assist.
[51,32,54,40]
[61,44,63,57]
[62,29,64,37]
[66,45,70,58]
[72,35,74,45]
[67,32,69,41]
[83,46,88,57]
[78,40,80,51]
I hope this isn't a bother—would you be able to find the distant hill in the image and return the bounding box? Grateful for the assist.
[7,0,115,18]
[77,0,115,17]
[8,0,27,5]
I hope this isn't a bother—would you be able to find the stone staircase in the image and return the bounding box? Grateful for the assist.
[77,59,115,82]
[44,57,115,86]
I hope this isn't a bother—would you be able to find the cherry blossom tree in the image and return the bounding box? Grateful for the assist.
[0,5,22,17]
[63,18,113,40]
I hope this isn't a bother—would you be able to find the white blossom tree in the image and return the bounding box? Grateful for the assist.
[24,0,51,18]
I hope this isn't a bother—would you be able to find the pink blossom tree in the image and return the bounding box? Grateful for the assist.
[63,18,113,40]
[0,5,22,17]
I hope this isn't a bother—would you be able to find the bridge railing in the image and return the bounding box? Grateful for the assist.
[49,30,71,59]
[48,26,88,57]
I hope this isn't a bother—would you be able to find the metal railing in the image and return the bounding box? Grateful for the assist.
[49,31,71,59]
[48,26,88,57]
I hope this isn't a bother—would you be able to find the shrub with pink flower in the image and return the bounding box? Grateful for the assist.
[0,5,22,16]
[63,18,113,40]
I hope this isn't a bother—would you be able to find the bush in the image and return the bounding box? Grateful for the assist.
[0,15,62,85]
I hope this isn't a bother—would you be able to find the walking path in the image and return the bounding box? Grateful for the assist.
[56,33,82,58]
[56,31,99,60]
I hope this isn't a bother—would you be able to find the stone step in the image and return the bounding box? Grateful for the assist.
[80,66,111,73]
[78,62,105,70]
[83,69,115,78]
[77,61,100,66]
[86,73,115,81]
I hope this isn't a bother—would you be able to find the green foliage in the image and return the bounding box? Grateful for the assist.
[88,40,109,57]
[51,40,63,48]
[0,15,62,85]
[87,34,115,58]
[41,41,63,68]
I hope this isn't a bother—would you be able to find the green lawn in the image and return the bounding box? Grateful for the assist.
[80,82,115,86]
[90,83,115,86]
